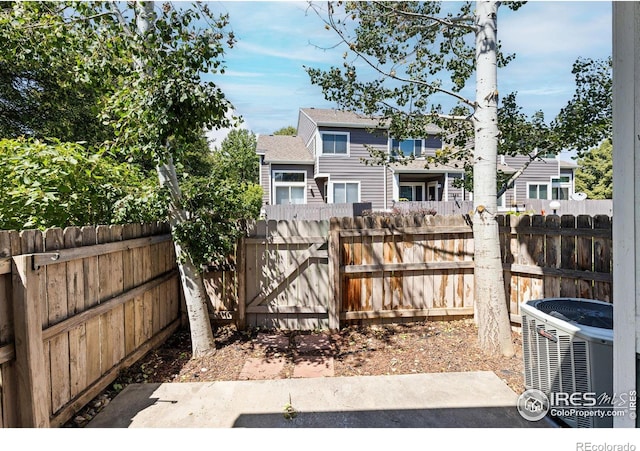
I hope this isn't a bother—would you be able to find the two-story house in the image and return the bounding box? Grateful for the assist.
[256,107,576,211]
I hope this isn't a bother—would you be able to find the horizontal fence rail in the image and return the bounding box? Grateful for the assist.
[0,222,182,428]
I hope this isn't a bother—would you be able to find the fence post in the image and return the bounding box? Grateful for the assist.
[236,236,246,331]
[328,218,341,331]
[11,254,50,427]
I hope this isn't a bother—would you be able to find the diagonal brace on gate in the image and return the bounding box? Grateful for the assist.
[247,241,327,309]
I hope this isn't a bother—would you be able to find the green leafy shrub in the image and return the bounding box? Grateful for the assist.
[0,137,164,229]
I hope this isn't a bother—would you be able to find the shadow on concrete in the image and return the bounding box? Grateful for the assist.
[232,406,552,428]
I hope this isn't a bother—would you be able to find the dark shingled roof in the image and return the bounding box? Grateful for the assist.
[300,108,443,134]
[256,134,314,163]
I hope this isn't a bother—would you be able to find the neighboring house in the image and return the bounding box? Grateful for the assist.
[256,107,577,211]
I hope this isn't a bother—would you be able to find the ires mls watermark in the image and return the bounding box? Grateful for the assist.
[517,388,637,422]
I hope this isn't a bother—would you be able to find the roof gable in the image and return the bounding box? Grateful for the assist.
[256,135,314,163]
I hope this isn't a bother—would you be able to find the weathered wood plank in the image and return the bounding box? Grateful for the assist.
[560,215,578,297]
[577,215,594,299]
[81,226,101,385]
[122,224,136,357]
[64,227,86,400]
[342,261,475,274]
[328,218,341,331]
[544,215,561,298]
[11,255,50,427]
[0,230,15,427]
[593,215,612,302]
[341,307,474,320]
[32,234,172,268]
[97,226,114,377]
[45,228,70,415]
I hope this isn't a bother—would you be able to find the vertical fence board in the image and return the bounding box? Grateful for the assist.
[371,217,385,313]
[423,217,435,309]
[577,215,595,299]
[109,224,126,366]
[81,226,101,385]
[122,225,136,357]
[64,227,86,400]
[44,228,70,415]
[11,255,50,427]
[401,216,415,311]
[544,216,561,298]
[593,215,612,302]
[328,218,341,331]
[443,218,455,310]
[432,217,445,309]
[97,226,114,376]
[560,215,578,297]
[529,215,546,304]
[0,231,18,428]
[132,224,146,348]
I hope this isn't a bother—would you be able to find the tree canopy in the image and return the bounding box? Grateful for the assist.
[0,137,163,229]
[574,139,612,199]
[273,125,297,136]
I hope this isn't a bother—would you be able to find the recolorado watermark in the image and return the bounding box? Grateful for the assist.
[576,443,636,451]
[517,388,637,422]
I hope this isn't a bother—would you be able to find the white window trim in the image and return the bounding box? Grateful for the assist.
[319,131,350,157]
[272,170,307,205]
[427,180,440,201]
[389,138,424,158]
[526,182,551,200]
[551,175,573,200]
[399,182,426,201]
[328,180,361,204]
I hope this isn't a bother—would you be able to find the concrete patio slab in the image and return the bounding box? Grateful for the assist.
[86,372,556,428]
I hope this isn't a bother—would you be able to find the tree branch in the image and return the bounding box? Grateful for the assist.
[497,148,550,198]
[374,1,477,32]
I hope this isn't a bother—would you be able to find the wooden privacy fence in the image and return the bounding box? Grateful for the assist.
[205,214,613,330]
[500,214,612,322]
[0,223,181,428]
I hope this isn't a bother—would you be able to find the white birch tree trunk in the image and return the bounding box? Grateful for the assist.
[472,1,515,357]
[136,1,215,357]
[156,159,216,357]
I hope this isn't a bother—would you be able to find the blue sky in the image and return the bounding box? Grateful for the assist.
[205,1,612,146]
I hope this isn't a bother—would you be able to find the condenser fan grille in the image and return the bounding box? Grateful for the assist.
[533,299,613,330]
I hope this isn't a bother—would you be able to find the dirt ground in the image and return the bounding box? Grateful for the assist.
[64,318,525,427]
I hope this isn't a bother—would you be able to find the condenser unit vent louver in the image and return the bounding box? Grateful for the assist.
[520,298,613,428]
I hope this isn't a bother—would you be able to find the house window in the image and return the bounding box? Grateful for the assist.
[427,181,440,201]
[399,182,424,201]
[528,183,549,200]
[273,171,306,205]
[330,182,359,203]
[552,176,571,200]
[321,132,348,155]
[391,139,422,157]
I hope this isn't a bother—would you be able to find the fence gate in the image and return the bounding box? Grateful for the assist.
[240,220,330,330]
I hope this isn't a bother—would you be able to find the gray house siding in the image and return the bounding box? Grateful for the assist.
[504,155,561,207]
[297,111,318,154]
[260,157,270,205]
[446,173,465,201]
[316,126,388,210]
